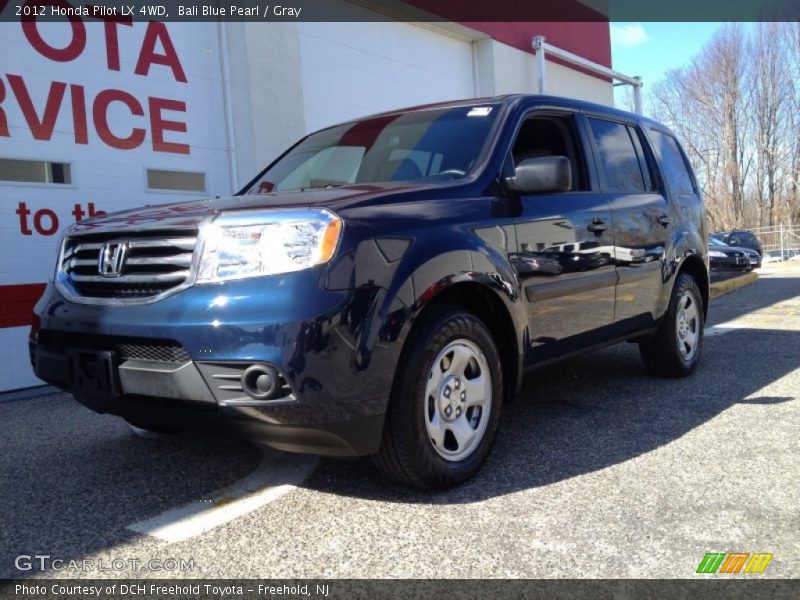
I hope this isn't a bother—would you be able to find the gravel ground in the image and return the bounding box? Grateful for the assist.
[1,266,797,580]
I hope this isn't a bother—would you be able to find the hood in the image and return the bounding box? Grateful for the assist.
[70,182,437,234]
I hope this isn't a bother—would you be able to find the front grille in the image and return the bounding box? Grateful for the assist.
[61,229,197,301]
[117,342,191,363]
[39,330,190,363]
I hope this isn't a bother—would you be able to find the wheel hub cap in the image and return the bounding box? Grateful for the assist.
[439,376,466,421]
[675,289,700,361]
[424,339,492,462]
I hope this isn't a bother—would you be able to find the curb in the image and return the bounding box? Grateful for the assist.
[710,271,759,300]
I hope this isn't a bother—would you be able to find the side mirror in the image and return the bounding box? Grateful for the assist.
[505,156,572,194]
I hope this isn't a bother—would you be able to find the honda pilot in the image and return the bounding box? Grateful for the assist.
[32,95,709,489]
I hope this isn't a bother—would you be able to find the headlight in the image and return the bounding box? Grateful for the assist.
[708,250,726,258]
[196,208,343,283]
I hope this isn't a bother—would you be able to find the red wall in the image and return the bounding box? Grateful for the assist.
[462,22,611,69]
[404,0,612,76]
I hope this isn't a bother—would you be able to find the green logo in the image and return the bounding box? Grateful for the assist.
[697,552,773,574]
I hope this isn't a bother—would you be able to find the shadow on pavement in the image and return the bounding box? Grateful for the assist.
[304,322,799,504]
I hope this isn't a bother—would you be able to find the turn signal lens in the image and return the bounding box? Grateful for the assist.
[319,218,343,263]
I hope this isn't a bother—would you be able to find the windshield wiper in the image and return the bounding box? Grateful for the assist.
[302,183,346,190]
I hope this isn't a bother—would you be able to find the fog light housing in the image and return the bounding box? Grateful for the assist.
[241,364,281,400]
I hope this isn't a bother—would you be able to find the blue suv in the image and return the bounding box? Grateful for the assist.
[32,95,709,489]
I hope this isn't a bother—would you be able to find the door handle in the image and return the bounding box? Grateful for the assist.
[656,214,672,227]
[587,217,607,234]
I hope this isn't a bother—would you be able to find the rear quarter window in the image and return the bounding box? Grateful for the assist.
[649,130,696,196]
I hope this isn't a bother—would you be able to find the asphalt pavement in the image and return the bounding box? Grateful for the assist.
[1,265,798,579]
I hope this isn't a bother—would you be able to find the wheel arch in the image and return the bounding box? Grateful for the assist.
[400,280,523,404]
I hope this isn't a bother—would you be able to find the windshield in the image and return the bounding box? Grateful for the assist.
[710,236,727,246]
[245,105,500,194]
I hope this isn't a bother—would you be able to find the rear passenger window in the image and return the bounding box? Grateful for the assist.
[649,130,695,195]
[587,118,647,192]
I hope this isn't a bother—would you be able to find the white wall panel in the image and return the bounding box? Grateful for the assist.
[0,21,231,391]
[477,39,614,105]
[297,21,476,132]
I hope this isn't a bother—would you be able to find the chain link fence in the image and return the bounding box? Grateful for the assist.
[743,224,800,261]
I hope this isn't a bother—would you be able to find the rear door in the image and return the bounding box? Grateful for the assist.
[510,112,616,360]
[583,115,669,329]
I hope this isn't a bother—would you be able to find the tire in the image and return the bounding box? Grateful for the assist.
[374,307,503,490]
[639,272,705,378]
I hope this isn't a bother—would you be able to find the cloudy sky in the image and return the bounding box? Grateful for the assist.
[610,22,724,107]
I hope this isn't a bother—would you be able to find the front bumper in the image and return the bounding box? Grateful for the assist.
[710,255,750,270]
[32,270,395,456]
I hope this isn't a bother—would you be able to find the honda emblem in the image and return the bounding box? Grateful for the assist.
[98,242,128,277]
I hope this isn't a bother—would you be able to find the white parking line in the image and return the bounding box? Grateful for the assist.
[706,310,800,335]
[128,447,317,543]
[705,323,748,336]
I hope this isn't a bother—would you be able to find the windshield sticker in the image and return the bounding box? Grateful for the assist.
[467,107,493,117]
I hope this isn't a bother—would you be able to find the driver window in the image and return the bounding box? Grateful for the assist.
[511,115,587,191]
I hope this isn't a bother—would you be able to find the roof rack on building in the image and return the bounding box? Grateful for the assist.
[532,35,643,115]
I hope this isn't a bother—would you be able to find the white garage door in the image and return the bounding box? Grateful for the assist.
[297,21,476,132]
[0,20,230,391]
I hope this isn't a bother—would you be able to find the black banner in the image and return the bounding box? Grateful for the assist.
[1,579,799,600]
[1,0,799,23]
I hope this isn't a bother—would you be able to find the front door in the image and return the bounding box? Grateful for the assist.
[509,114,616,363]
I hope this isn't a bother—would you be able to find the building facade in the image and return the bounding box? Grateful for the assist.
[0,4,612,391]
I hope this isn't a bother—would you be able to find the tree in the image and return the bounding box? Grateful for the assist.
[748,23,791,226]
[647,23,800,229]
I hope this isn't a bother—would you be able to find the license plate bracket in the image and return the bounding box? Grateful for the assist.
[67,349,121,399]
